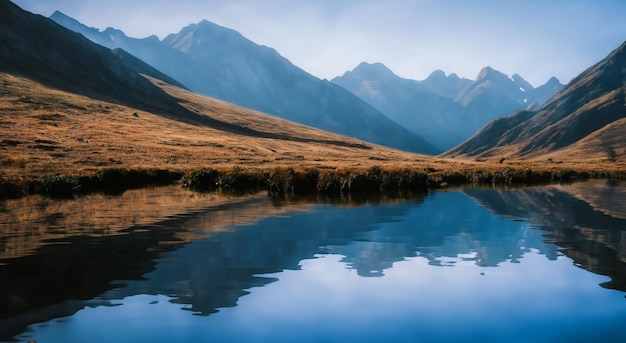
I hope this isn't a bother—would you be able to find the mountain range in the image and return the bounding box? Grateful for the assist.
[4,0,462,192]
[332,63,564,150]
[50,11,438,154]
[445,40,626,162]
[52,10,566,154]
[1,0,623,174]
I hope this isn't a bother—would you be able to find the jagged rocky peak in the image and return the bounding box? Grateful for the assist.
[511,73,534,92]
[476,66,508,81]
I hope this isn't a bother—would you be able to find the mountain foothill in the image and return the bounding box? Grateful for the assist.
[0,0,624,184]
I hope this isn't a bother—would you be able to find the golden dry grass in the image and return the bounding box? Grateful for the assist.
[0,73,453,176]
[0,72,624,190]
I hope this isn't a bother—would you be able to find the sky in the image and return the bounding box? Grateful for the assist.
[12,0,626,86]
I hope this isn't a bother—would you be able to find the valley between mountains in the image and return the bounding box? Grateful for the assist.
[0,0,624,198]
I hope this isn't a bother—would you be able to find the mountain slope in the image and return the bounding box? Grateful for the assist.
[49,10,199,91]
[0,1,187,117]
[50,12,438,154]
[445,40,626,161]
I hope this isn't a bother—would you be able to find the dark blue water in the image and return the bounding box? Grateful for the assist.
[1,181,625,342]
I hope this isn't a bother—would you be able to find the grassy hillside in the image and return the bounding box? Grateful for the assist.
[1,72,624,199]
[0,72,427,175]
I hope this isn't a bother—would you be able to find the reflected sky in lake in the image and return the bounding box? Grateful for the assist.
[1,181,625,342]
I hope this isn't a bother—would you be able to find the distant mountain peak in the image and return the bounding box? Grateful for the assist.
[510,74,521,81]
[177,19,241,37]
[424,70,463,83]
[476,66,506,80]
[350,62,395,79]
[103,27,123,34]
[191,19,220,31]
[427,69,446,79]
[546,76,561,84]
[50,10,70,19]
[163,19,249,54]
[49,10,97,32]
[511,73,534,92]
[478,65,495,74]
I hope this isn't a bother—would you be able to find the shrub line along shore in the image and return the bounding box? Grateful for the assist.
[1,165,624,200]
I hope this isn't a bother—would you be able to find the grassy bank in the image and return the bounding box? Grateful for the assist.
[2,165,624,200]
[0,169,182,199]
[182,166,626,195]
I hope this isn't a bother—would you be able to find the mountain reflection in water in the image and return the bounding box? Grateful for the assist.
[1,181,625,342]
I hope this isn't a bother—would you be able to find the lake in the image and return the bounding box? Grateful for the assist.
[1,180,625,342]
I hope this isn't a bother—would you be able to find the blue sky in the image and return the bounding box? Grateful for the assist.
[12,0,626,86]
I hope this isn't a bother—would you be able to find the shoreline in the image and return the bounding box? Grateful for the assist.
[2,165,625,200]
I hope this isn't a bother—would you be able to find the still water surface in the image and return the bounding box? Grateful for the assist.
[1,181,625,342]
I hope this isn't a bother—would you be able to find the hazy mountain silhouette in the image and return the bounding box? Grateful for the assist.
[526,76,565,108]
[332,63,563,150]
[49,10,200,90]
[455,67,564,114]
[50,12,438,154]
[419,69,473,100]
[445,40,626,161]
[455,67,527,115]
[0,1,188,117]
[331,62,466,150]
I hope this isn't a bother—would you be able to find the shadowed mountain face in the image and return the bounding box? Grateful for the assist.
[0,1,187,117]
[332,63,563,151]
[445,40,626,160]
[50,12,438,154]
